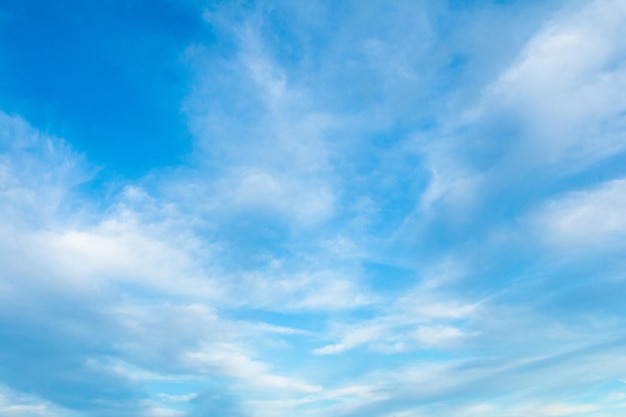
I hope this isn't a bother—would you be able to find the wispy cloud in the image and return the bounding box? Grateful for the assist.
[2,0,626,416]
[530,178,626,250]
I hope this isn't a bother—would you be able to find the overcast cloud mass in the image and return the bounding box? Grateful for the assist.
[2,0,626,416]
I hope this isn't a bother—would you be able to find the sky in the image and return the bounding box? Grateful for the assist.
[1,0,626,416]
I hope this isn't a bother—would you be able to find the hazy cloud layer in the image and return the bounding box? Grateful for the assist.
[2,1,626,416]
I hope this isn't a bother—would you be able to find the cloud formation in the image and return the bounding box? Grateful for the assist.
[1,1,626,416]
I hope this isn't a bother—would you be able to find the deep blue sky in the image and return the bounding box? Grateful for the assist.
[0,0,209,175]
[2,1,626,417]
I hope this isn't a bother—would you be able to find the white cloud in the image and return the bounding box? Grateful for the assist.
[416,0,626,218]
[535,403,598,417]
[0,112,91,229]
[313,343,626,417]
[313,283,480,355]
[184,342,321,394]
[144,407,185,417]
[413,325,463,347]
[233,269,373,312]
[475,0,626,168]
[104,301,324,406]
[238,23,288,107]
[0,385,75,417]
[0,110,335,416]
[531,178,626,249]
[314,324,384,355]
[0,215,221,302]
[182,23,341,230]
[223,169,335,227]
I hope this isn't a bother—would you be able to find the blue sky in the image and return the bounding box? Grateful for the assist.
[1,0,626,416]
